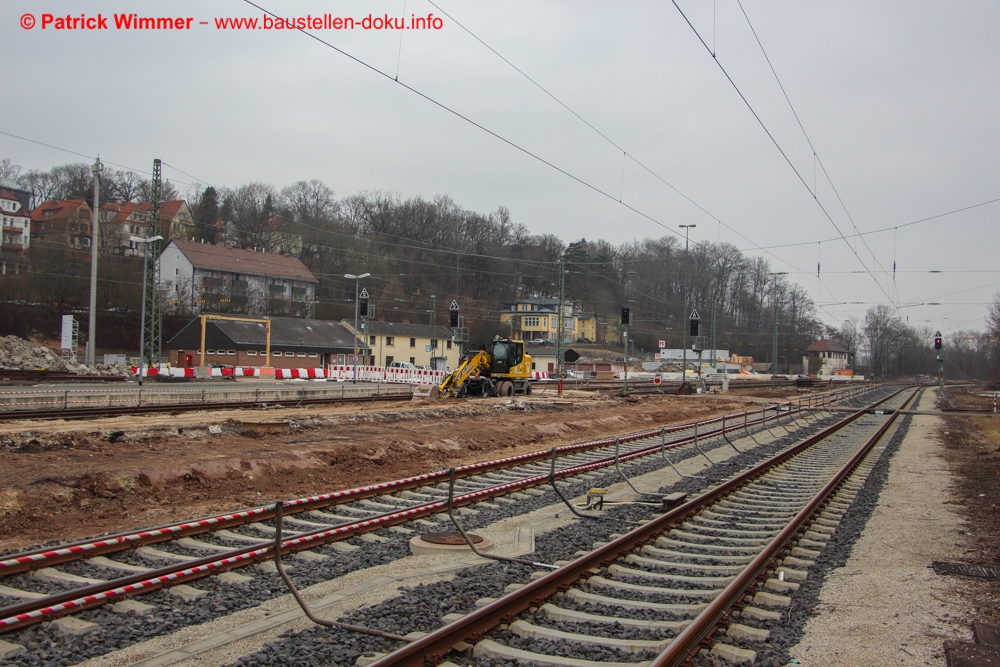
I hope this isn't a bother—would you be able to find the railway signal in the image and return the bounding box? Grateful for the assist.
[933,332,942,350]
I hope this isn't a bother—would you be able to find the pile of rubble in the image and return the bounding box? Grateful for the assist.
[0,335,132,376]
[653,362,684,373]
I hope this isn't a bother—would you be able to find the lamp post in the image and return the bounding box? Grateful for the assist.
[680,224,696,383]
[344,272,371,382]
[130,235,163,386]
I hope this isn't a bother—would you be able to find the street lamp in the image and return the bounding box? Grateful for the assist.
[130,235,163,386]
[679,225,696,382]
[344,272,371,382]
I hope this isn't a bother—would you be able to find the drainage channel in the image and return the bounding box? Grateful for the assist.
[0,387,887,666]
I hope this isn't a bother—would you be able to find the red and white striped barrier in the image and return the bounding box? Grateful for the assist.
[133,365,548,384]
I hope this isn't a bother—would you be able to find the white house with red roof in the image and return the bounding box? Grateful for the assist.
[0,188,31,250]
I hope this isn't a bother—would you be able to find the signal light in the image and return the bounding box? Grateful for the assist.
[934,336,942,350]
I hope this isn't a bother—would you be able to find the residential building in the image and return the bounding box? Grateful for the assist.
[803,339,850,376]
[99,200,195,254]
[158,239,318,317]
[265,215,303,256]
[30,199,93,250]
[0,188,31,250]
[165,316,355,369]
[498,297,598,343]
[341,320,461,369]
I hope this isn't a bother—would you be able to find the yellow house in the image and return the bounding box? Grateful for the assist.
[499,297,598,343]
[341,320,461,370]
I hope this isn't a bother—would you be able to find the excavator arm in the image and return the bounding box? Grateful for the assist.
[436,350,491,398]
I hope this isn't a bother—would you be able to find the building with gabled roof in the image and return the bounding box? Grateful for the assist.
[803,338,850,376]
[99,200,195,254]
[159,238,318,317]
[499,296,598,343]
[0,188,31,250]
[30,199,93,250]
[341,320,460,369]
[165,316,355,369]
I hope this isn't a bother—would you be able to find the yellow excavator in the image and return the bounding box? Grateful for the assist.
[433,336,534,398]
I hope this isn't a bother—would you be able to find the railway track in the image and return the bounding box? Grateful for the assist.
[362,385,917,667]
[0,385,890,666]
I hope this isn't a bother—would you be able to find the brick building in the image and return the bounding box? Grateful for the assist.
[165,316,356,369]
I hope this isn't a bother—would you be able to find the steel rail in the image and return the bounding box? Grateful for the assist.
[0,389,861,633]
[651,386,919,666]
[361,385,909,667]
[1,390,852,576]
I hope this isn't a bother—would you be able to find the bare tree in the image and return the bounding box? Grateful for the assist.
[226,182,282,251]
[0,158,22,180]
[280,179,338,228]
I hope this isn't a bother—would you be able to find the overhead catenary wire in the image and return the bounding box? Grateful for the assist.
[426,0,830,293]
[669,0,897,308]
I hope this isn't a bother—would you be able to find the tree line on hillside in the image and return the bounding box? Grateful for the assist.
[1,157,997,379]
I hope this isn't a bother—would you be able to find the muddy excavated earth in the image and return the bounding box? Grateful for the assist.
[0,390,799,553]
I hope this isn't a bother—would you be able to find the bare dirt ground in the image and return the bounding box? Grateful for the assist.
[940,387,1000,626]
[0,390,785,553]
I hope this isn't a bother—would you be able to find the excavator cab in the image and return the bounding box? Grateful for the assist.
[489,338,523,375]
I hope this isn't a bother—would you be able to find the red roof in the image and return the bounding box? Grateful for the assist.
[30,199,90,221]
[166,238,317,283]
[805,339,848,354]
[0,189,28,216]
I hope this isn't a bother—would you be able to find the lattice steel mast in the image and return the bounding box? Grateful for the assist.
[142,158,163,369]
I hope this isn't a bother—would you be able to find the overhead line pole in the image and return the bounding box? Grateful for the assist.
[680,225,696,382]
[87,157,103,367]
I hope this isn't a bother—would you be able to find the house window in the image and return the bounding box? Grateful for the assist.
[446,340,452,349]
[308,353,318,358]
[370,335,376,345]
[409,357,415,364]
[297,352,306,358]
[410,338,416,347]
[273,351,282,357]
[524,316,539,327]
[207,350,215,355]
[385,356,394,366]
[227,350,236,355]
[174,268,179,276]
[247,350,258,356]
[385,336,394,346]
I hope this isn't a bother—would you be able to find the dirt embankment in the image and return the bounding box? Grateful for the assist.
[0,393,765,552]
[940,387,1000,625]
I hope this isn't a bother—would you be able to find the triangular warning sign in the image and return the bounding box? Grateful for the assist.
[449,300,460,310]
[359,288,370,299]
[689,309,700,320]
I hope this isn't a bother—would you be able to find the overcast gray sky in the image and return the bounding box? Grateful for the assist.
[3,1,998,334]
